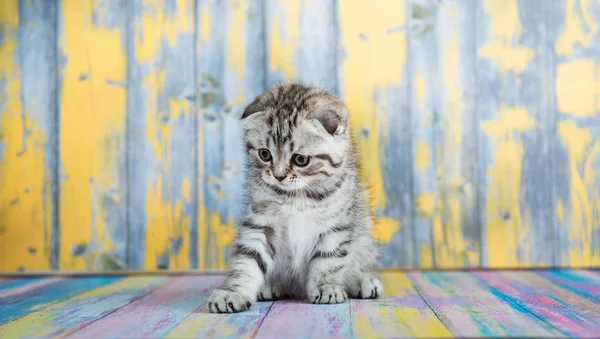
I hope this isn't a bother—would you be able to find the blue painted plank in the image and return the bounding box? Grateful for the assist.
[196,0,266,269]
[0,276,122,325]
[0,0,58,272]
[265,0,337,91]
[475,0,555,267]
[0,277,44,293]
[0,277,64,299]
[408,0,439,269]
[127,0,196,270]
[19,0,60,271]
[196,0,227,270]
[408,0,479,268]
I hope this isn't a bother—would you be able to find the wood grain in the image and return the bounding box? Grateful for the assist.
[0,277,46,294]
[547,0,600,267]
[256,300,352,339]
[476,270,600,338]
[0,277,64,298]
[0,271,597,337]
[0,0,599,271]
[408,271,562,337]
[0,0,57,272]
[128,0,196,271]
[58,0,128,271]
[408,0,437,269]
[409,0,480,269]
[536,270,600,302]
[66,275,220,338]
[350,272,452,338]
[166,300,273,339]
[0,276,121,326]
[195,0,266,270]
[0,277,168,339]
[475,0,555,268]
[338,0,413,268]
[266,0,337,91]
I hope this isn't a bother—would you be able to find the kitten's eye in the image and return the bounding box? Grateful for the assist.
[258,148,272,162]
[292,154,310,167]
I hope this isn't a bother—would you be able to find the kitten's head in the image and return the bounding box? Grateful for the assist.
[240,83,350,192]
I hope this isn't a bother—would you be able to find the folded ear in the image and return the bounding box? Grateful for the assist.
[240,97,264,120]
[310,104,349,136]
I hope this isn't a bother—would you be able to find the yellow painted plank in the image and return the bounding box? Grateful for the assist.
[477,0,554,267]
[129,0,195,270]
[59,0,127,270]
[0,1,55,271]
[550,0,600,267]
[338,0,413,266]
[351,272,453,338]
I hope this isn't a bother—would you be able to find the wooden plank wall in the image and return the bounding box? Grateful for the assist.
[0,0,599,272]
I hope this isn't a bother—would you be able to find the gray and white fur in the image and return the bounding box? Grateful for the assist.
[206,83,383,313]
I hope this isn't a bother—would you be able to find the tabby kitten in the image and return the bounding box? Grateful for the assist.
[206,83,383,313]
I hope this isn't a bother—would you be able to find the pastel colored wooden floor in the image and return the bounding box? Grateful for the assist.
[0,270,599,338]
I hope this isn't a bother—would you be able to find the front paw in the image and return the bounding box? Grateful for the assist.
[257,283,281,301]
[358,275,383,299]
[206,288,252,313]
[309,284,347,304]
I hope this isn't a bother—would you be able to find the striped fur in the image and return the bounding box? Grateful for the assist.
[206,83,383,313]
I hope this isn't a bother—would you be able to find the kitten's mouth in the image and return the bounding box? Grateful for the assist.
[264,180,303,194]
[267,181,294,190]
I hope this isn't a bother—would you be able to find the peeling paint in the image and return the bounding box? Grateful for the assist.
[2,0,600,271]
[59,0,127,270]
[415,71,427,107]
[416,192,436,217]
[556,59,598,117]
[555,0,598,56]
[339,0,407,247]
[479,0,534,73]
[415,142,431,171]
[0,1,54,271]
[132,0,195,270]
[557,121,600,266]
[482,107,537,267]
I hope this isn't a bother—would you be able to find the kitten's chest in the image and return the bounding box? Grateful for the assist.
[279,214,321,270]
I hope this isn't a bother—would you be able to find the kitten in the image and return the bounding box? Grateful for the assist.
[206,83,383,313]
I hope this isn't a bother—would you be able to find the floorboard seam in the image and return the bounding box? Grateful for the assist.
[0,278,78,327]
[405,273,454,337]
[61,277,175,337]
[251,300,276,339]
[347,296,354,338]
